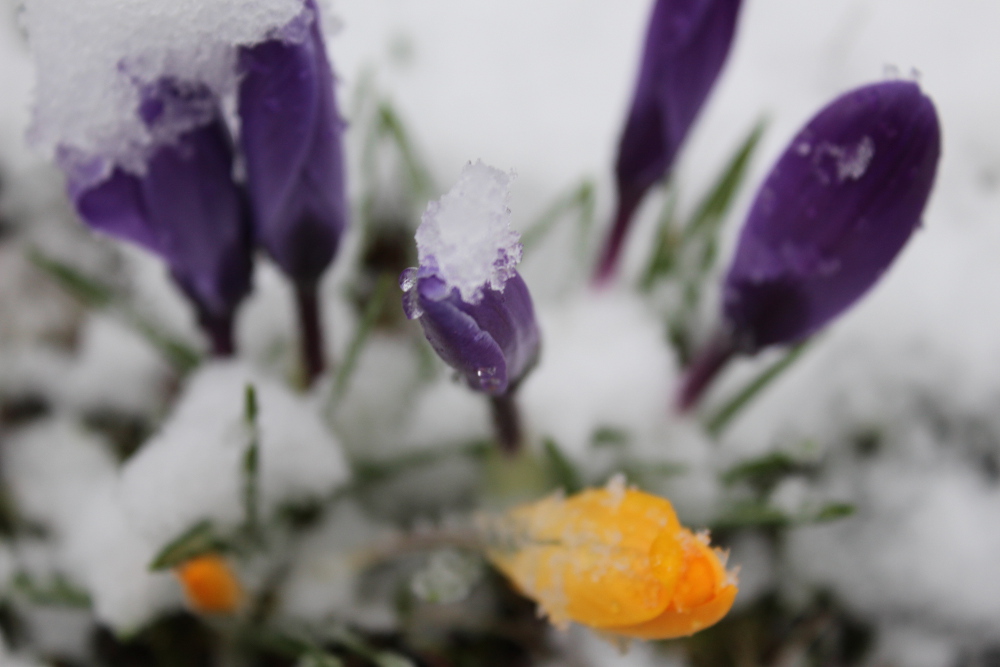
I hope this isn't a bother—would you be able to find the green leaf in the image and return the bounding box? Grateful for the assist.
[28,249,114,308]
[590,426,630,449]
[651,120,767,362]
[12,572,91,607]
[704,340,812,438]
[722,451,811,493]
[711,500,855,531]
[541,438,583,494]
[149,520,224,571]
[377,103,434,200]
[330,273,394,406]
[298,654,345,667]
[242,384,261,538]
[351,440,492,487]
[639,187,680,291]
[813,502,855,522]
[29,248,201,373]
[683,118,766,245]
[521,179,596,256]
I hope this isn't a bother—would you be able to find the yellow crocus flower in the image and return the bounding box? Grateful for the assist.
[174,553,244,614]
[483,479,737,639]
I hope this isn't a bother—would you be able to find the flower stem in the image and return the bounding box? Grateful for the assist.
[197,309,235,358]
[489,392,524,456]
[295,280,326,388]
[676,332,736,413]
[592,192,641,286]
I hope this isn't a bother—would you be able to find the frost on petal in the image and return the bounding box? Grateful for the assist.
[482,485,737,639]
[415,161,522,304]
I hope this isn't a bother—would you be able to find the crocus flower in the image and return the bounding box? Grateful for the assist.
[237,0,347,384]
[401,161,541,451]
[595,0,743,282]
[401,269,540,397]
[65,80,252,356]
[482,479,738,639]
[678,80,941,410]
[174,554,243,614]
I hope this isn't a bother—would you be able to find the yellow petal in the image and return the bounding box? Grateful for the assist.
[606,530,738,640]
[174,554,243,614]
[487,486,683,628]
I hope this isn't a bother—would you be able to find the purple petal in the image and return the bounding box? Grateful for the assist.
[142,120,253,320]
[405,272,541,396]
[617,0,742,202]
[74,167,160,253]
[71,118,252,326]
[723,80,942,351]
[596,0,742,280]
[238,1,347,286]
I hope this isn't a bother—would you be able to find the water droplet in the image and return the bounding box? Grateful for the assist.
[476,367,503,392]
[402,289,423,320]
[399,267,418,292]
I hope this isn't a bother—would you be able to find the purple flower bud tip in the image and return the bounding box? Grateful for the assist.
[723,79,941,353]
[65,80,252,354]
[238,0,347,288]
[401,162,541,396]
[595,0,743,282]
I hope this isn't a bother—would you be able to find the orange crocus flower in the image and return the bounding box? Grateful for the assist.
[174,553,243,614]
[483,479,737,639]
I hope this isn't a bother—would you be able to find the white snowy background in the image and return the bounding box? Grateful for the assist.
[1,0,1000,665]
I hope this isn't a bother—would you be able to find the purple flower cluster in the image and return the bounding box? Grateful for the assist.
[62,0,346,366]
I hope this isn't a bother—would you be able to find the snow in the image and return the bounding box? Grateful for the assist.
[414,160,521,303]
[120,360,349,546]
[64,482,180,631]
[23,0,304,173]
[519,289,674,460]
[2,419,118,536]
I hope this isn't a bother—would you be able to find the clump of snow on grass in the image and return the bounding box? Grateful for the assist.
[519,289,675,460]
[786,432,1000,639]
[280,501,396,626]
[120,361,348,546]
[415,160,521,303]
[24,0,304,171]
[2,419,117,536]
[1,417,178,630]
[64,483,180,631]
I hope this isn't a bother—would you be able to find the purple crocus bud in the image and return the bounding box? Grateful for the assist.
[64,80,252,356]
[237,0,347,287]
[237,0,347,386]
[595,0,743,282]
[402,270,540,397]
[401,162,541,452]
[678,80,941,410]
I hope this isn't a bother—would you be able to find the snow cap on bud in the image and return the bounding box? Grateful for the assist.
[401,161,541,396]
[65,80,252,354]
[238,0,347,287]
[723,80,941,352]
[597,0,743,280]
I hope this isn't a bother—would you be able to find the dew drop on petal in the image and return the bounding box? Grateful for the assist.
[399,267,418,292]
[476,366,502,392]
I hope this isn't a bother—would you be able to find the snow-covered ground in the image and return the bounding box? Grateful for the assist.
[2,0,1000,665]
